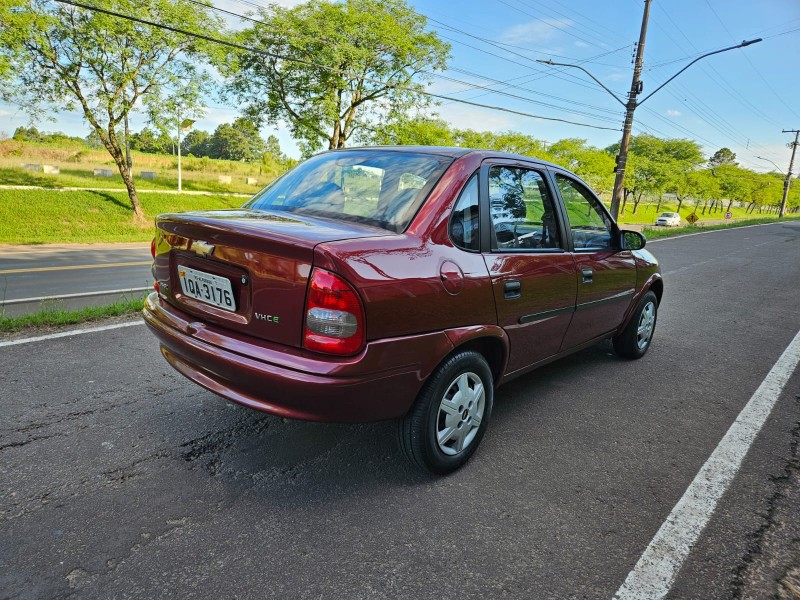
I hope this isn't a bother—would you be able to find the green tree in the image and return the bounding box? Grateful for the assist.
[547,138,614,196]
[0,0,222,221]
[129,127,173,155]
[181,129,211,157]
[223,0,450,157]
[209,118,266,161]
[365,115,456,146]
[714,165,751,213]
[12,126,42,142]
[709,147,737,167]
[616,135,703,214]
[746,173,781,214]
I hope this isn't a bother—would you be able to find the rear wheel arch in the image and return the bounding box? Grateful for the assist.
[449,335,507,385]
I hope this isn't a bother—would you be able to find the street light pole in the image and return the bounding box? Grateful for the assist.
[537,0,762,221]
[779,130,799,218]
[609,0,651,220]
[176,118,195,194]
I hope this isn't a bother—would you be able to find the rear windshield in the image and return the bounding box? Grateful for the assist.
[245,149,453,232]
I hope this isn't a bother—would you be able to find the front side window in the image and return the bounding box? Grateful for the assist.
[488,166,562,250]
[246,150,452,232]
[555,173,614,250]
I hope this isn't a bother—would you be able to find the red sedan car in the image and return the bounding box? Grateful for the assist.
[143,146,662,474]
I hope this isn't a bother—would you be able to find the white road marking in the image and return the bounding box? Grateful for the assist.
[2,287,150,305]
[647,221,785,243]
[0,320,144,348]
[613,328,800,600]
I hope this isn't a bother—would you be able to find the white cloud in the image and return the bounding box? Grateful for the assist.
[212,0,306,30]
[574,41,589,48]
[666,109,682,117]
[437,103,519,132]
[500,18,573,46]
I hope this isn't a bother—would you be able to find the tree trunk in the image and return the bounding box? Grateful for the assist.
[98,126,145,222]
[676,196,684,212]
[329,119,341,150]
[107,130,144,222]
[655,195,663,212]
[632,192,644,214]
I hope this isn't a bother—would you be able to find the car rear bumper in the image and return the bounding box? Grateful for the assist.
[142,293,454,423]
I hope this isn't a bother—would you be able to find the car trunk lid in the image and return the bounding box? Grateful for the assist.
[153,209,387,348]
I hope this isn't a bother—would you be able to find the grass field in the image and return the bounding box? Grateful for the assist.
[641,218,791,240]
[0,296,145,333]
[0,188,245,243]
[614,201,776,226]
[0,139,281,194]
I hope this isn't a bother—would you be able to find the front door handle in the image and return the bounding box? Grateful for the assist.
[581,268,593,284]
[504,280,521,299]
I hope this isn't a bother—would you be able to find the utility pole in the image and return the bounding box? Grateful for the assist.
[780,129,799,218]
[537,1,761,221]
[609,0,651,220]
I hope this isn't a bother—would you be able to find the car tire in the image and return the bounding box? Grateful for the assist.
[613,290,658,359]
[398,350,493,475]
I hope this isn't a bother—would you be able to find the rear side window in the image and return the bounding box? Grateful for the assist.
[450,174,479,251]
[245,150,452,232]
[555,173,614,250]
[488,166,562,250]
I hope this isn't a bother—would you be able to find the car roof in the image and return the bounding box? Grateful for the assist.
[331,145,564,170]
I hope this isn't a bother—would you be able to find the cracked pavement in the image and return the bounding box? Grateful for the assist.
[1,222,799,599]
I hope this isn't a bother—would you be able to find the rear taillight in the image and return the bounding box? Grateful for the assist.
[150,237,156,258]
[303,268,365,356]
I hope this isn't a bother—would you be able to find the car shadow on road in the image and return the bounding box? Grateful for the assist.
[163,342,623,505]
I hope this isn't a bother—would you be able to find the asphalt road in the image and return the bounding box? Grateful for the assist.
[0,244,152,315]
[1,222,799,599]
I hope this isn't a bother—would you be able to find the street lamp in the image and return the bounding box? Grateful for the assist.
[755,156,784,174]
[537,0,761,221]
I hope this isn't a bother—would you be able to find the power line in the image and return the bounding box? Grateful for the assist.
[206,0,625,126]
[52,0,620,132]
[703,0,800,123]
[493,0,606,49]
[213,0,632,119]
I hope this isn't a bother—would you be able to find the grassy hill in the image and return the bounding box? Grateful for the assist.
[0,139,283,194]
[0,189,245,243]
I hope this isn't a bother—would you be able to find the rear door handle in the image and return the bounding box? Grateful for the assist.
[581,268,593,284]
[504,280,521,299]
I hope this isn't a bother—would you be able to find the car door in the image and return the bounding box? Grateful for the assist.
[480,161,578,375]
[552,171,637,350]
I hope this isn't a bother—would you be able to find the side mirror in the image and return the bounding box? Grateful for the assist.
[620,229,646,251]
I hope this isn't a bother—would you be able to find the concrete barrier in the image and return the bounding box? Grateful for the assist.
[218,175,232,184]
[42,165,60,174]
[22,163,41,171]
[245,177,258,185]
[93,168,114,177]
[140,171,157,180]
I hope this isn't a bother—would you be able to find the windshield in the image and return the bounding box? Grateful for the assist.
[245,149,453,232]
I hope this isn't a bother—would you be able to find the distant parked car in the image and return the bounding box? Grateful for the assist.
[143,147,663,474]
[655,212,681,227]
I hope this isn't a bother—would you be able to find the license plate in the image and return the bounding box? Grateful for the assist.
[177,265,236,312]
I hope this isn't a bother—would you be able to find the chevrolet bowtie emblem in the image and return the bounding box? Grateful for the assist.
[191,240,215,257]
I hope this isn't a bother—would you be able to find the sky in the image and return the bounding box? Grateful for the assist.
[1,0,798,173]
